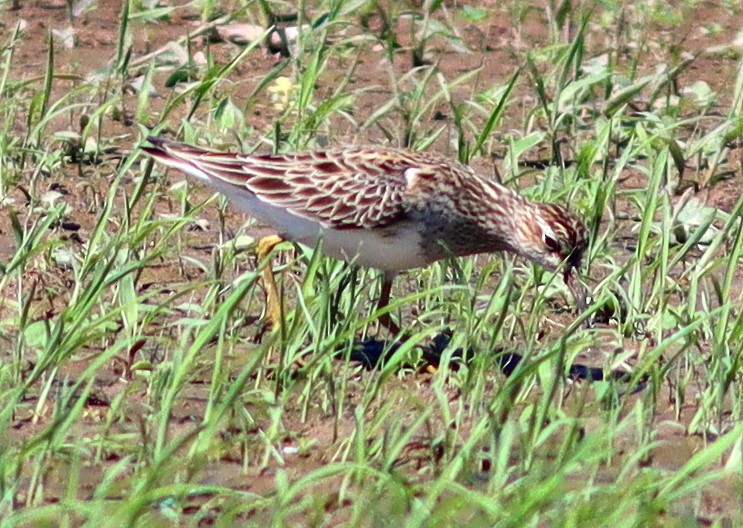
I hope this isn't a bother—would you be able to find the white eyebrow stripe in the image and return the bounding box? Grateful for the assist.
[536,215,556,241]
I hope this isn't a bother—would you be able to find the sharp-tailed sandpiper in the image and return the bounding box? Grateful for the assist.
[142,136,589,333]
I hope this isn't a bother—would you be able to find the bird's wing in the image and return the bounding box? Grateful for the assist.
[144,138,446,230]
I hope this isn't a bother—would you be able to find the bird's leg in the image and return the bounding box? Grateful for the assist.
[377,273,401,336]
[257,234,284,330]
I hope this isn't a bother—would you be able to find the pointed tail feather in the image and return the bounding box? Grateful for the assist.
[141,136,287,187]
[141,136,221,184]
[140,135,182,159]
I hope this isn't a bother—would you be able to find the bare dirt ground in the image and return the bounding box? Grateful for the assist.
[1,0,742,524]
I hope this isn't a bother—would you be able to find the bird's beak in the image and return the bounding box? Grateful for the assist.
[564,267,588,312]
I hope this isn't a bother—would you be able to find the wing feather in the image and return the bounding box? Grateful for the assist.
[145,138,422,230]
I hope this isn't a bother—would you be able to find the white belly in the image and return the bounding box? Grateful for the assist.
[317,224,429,271]
[214,182,429,272]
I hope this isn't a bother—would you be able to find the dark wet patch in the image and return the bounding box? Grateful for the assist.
[346,331,645,391]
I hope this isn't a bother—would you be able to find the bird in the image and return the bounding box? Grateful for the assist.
[141,136,589,334]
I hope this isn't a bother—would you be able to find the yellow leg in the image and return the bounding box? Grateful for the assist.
[257,234,284,330]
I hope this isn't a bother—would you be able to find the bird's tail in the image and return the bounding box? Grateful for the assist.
[141,136,240,184]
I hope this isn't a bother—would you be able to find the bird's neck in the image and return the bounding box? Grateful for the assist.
[463,177,537,255]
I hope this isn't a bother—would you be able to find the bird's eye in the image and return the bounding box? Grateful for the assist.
[543,233,561,252]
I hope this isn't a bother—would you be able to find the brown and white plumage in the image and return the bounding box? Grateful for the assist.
[142,136,589,330]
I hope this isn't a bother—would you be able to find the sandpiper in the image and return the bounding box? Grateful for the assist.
[142,136,589,333]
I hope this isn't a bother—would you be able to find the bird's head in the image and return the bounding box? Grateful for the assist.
[514,203,589,307]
